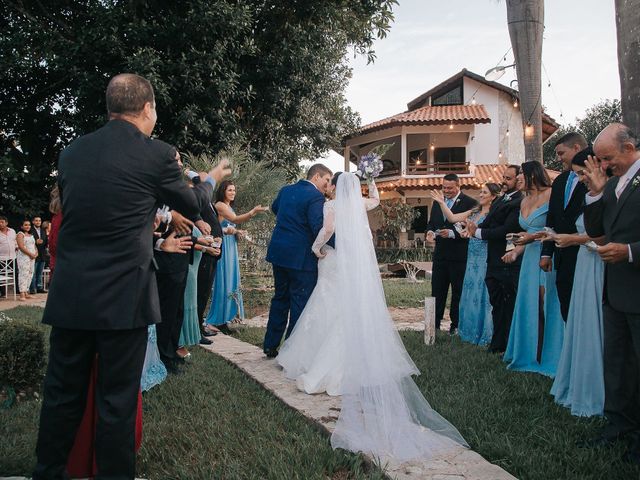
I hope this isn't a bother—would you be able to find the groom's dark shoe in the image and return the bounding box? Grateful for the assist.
[264,349,278,358]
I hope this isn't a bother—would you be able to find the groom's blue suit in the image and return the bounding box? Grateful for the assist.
[264,180,325,351]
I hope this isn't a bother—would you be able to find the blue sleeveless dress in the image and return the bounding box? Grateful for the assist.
[205,214,245,326]
[458,213,492,346]
[179,226,203,346]
[550,214,605,416]
[504,203,564,377]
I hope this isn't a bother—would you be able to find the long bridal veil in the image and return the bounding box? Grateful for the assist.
[330,173,468,461]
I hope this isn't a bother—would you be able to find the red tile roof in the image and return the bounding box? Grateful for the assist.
[369,164,559,191]
[345,105,491,139]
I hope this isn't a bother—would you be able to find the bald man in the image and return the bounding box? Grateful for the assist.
[582,123,640,465]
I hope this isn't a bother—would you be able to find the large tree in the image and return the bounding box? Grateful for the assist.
[543,99,622,170]
[506,0,544,162]
[615,0,640,133]
[0,0,396,218]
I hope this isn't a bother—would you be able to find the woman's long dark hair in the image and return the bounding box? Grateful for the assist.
[521,161,551,191]
[215,180,235,205]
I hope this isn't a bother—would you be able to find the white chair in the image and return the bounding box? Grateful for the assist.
[0,256,17,300]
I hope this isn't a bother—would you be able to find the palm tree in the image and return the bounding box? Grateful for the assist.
[506,0,544,162]
[615,0,640,133]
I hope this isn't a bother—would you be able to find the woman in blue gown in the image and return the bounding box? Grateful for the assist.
[429,183,501,345]
[178,225,218,358]
[502,161,564,377]
[550,150,605,416]
[205,181,268,333]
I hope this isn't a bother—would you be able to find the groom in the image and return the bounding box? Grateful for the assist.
[263,164,332,357]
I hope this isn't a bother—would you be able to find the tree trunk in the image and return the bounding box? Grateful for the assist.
[506,0,544,163]
[615,0,640,134]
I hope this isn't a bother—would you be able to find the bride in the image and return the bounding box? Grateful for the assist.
[277,172,467,461]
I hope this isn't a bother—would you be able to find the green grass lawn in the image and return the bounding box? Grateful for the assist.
[0,307,384,480]
[233,326,638,480]
[4,278,638,480]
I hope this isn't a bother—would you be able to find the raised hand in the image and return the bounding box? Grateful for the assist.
[170,210,194,236]
[209,158,232,184]
[584,155,608,195]
[428,190,446,204]
[160,231,193,254]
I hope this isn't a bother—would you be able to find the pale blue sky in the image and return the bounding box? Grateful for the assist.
[313,0,620,171]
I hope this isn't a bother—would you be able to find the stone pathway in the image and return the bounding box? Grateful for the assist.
[0,293,48,311]
[201,335,516,480]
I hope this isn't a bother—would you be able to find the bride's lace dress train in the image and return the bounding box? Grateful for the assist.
[277,174,467,461]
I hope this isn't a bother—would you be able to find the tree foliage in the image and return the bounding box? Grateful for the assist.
[0,0,397,218]
[543,99,622,171]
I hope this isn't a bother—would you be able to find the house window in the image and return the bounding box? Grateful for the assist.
[434,147,465,166]
[431,83,463,106]
[411,206,429,233]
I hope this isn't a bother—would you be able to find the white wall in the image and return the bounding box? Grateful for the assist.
[464,77,500,165]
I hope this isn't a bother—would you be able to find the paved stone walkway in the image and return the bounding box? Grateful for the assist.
[201,334,516,480]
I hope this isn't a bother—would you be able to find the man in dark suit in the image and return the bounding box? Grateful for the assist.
[426,174,477,333]
[30,216,48,293]
[540,132,588,321]
[466,165,523,353]
[33,73,230,480]
[263,163,331,357]
[583,123,640,464]
[196,188,225,343]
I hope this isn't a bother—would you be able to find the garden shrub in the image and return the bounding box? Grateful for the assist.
[0,318,46,390]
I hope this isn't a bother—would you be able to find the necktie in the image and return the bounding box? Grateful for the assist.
[445,198,453,209]
[564,171,576,208]
[616,176,630,200]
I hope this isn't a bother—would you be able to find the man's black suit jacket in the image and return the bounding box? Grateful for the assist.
[43,119,214,330]
[30,226,48,259]
[426,192,477,262]
[201,202,224,253]
[478,190,524,267]
[541,170,587,261]
[584,170,640,314]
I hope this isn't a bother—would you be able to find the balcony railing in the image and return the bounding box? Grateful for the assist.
[407,161,469,175]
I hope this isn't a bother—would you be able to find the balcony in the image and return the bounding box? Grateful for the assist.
[407,161,470,175]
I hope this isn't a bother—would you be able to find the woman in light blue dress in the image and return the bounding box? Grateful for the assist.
[205,181,268,332]
[178,225,205,358]
[503,161,564,377]
[141,325,167,392]
[429,183,501,345]
[550,152,605,416]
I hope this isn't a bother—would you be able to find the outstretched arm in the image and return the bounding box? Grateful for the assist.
[427,190,473,223]
[215,201,268,225]
[312,203,335,258]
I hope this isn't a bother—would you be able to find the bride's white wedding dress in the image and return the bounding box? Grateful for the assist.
[277,173,467,461]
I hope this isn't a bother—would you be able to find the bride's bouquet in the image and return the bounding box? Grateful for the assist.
[356,143,393,182]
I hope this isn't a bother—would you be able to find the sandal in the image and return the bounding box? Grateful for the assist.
[203,325,220,335]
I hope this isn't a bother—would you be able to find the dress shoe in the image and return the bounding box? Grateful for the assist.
[264,349,278,358]
[199,336,213,345]
[203,329,218,337]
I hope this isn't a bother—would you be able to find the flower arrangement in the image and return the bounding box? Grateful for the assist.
[356,143,394,181]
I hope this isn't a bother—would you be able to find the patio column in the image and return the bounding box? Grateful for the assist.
[343,145,351,172]
[401,129,407,175]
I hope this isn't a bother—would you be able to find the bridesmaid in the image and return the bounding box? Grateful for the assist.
[551,148,606,416]
[429,183,501,345]
[204,180,268,334]
[502,161,564,377]
[16,219,37,301]
[177,225,221,358]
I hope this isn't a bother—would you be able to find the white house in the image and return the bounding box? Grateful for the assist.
[341,69,559,242]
